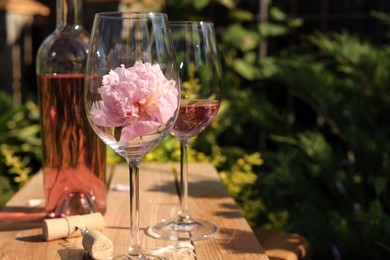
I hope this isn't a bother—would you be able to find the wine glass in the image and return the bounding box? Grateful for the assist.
[84,12,180,259]
[147,21,222,241]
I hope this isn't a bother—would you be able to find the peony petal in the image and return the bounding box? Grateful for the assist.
[90,101,108,126]
[119,121,160,143]
[158,89,178,123]
[90,60,178,137]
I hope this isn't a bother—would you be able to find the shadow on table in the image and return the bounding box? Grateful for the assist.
[147,179,230,199]
[215,227,310,259]
[214,202,243,219]
[0,206,45,231]
[213,227,266,255]
[58,248,92,260]
[16,234,45,242]
[253,228,310,260]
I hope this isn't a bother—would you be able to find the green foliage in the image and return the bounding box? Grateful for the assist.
[0,92,41,207]
[220,152,262,196]
[257,32,390,259]
[164,1,390,259]
[371,11,390,26]
[1,144,32,184]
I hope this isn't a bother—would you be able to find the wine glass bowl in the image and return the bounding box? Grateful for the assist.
[85,12,180,259]
[171,99,221,138]
[147,21,222,241]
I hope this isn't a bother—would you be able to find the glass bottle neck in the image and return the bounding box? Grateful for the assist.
[56,0,83,28]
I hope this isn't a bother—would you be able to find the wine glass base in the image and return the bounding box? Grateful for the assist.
[146,218,219,241]
[105,253,167,260]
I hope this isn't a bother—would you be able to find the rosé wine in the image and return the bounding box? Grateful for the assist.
[38,74,106,217]
[171,99,220,138]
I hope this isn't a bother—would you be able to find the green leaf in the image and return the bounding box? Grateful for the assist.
[193,0,209,10]
[258,23,288,37]
[217,0,236,9]
[374,176,387,196]
[0,107,25,136]
[258,57,278,78]
[270,7,287,21]
[228,8,255,22]
[369,200,383,220]
[288,18,304,28]
[224,24,260,52]
[233,59,259,80]
[371,11,390,25]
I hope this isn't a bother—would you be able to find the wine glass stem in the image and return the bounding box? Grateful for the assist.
[126,157,143,257]
[179,138,191,219]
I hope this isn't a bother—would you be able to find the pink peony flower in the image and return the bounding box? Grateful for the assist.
[90,60,178,143]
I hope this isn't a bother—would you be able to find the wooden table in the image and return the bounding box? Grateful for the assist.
[0,163,269,259]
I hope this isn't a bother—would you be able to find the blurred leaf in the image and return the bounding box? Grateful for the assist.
[0,91,41,207]
[297,131,332,163]
[233,58,259,80]
[193,0,209,10]
[258,23,288,37]
[258,57,279,77]
[371,11,390,25]
[224,24,260,51]
[369,200,383,221]
[0,175,14,206]
[270,7,287,21]
[288,18,304,28]
[374,176,387,197]
[229,8,255,21]
[217,0,236,9]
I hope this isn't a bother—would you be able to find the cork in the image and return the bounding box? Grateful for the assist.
[82,230,114,259]
[42,213,104,241]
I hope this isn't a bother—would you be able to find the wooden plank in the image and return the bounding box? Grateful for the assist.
[254,229,310,260]
[174,163,269,260]
[104,163,194,259]
[0,163,268,259]
[0,170,81,260]
[0,163,191,259]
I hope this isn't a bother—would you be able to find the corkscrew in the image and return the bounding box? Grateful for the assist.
[41,213,113,259]
[76,226,113,259]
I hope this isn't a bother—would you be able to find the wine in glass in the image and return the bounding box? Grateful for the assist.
[85,12,180,259]
[147,21,222,241]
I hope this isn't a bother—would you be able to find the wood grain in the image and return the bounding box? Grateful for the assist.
[0,163,268,259]
[254,229,310,260]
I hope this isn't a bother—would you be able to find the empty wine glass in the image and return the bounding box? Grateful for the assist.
[85,12,180,259]
[147,21,222,241]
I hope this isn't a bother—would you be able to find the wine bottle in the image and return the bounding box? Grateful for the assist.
[36,0,107,217]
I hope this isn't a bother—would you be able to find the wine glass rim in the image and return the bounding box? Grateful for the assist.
[94,11,168,20]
